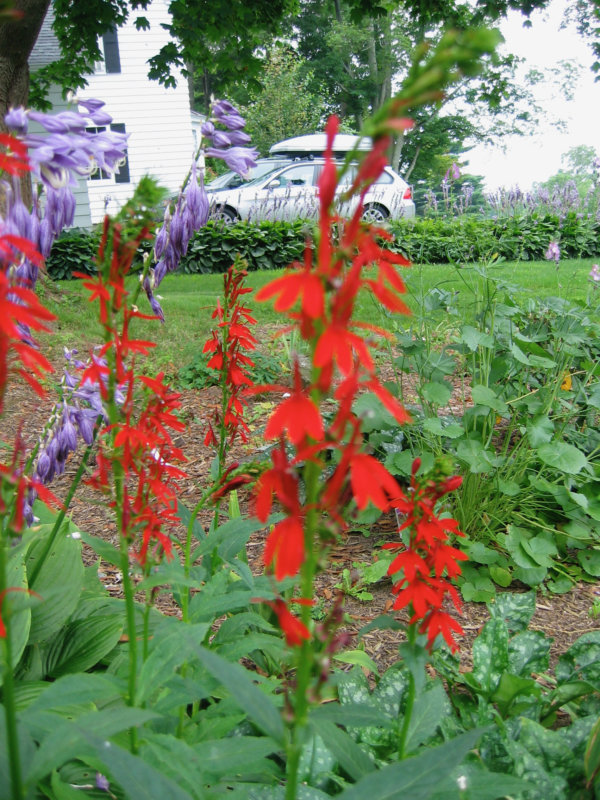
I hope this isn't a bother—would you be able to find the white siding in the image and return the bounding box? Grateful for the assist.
[30,0,195,225]
[83,0,195,222]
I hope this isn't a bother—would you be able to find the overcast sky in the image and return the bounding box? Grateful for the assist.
[464,0,600,191]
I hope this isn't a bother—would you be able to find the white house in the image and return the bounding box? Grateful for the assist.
[29,0,197,225]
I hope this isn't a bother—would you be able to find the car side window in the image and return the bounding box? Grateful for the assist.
[374,170,394,184]
[270,164,315,188]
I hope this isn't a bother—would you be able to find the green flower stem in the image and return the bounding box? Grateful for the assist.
[397,623,417,760]
[0,540,24,800]
[285,379,322,800]
[28,426,100,588]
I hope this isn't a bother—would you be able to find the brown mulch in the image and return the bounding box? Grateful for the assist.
[3,338,600,677]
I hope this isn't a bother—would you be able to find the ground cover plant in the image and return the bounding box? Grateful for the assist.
[2,32,600,800]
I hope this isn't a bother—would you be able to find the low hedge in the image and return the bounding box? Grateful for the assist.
[45,212,600,280]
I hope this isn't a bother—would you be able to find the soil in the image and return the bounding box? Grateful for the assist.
[3,334,600,677]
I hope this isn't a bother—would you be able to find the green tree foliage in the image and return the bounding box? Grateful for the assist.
[240,49,325,157]
[537,144,600,198]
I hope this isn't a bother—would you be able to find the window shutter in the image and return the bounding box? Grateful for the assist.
[110,123,130,183]
[102,29,121,74]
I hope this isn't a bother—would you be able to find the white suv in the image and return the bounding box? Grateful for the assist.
[208,158,415,223]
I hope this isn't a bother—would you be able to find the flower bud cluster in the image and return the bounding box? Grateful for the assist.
[201,100,257,178]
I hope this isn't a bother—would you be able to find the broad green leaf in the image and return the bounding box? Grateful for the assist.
[429,764,530,800]
[538,442,588,475]
[526,414,554,446]
[508,630,550,675]
[26,530,84,643]
[193,645,285,744]
[521,533,557,569]
[556,631,600,688]
[578,549,600,577]
[404,681,448,753]
[42,615,123,678]
[472,619,509,695]
[311,703,393,729]
[489,590,535,632]
[460,575,496,603]
[79,529,121,567]
[422,381,452,406]
[26,707,158,784]
[200,517,265,562]
[465,542,501,565]
[337,729,486,800]
[196,735,281,781]
[585,716,600,785]
[504,526,542,571]
[461,326,495,351]
[489,565,512,588]
[0,705,36,797]
[22,673,121,714]
[456,440,499,474]
[333,650,379,675]
[312,719,375,781]
[176,498,206,543]
[0,551,30,678]
[138,620,210,703]
[423,417,464,438]
[491,672,540,717]
[470,384,508,413]
[298,732,336,786]
[498,479,520,496]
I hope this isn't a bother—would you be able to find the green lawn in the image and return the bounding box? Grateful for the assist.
[38,257,600,380]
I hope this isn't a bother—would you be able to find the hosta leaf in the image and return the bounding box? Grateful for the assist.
[42,615,123,678]
[26,529,84,643]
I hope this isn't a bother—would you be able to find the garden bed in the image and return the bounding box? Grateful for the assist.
[4,343,599,676]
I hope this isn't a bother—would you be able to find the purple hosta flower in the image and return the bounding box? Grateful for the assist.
[4,107,28,134]
[96,773,110,792]
[590,264,600,283]
[545,241,560,264]
[444,162,460,182]
[205,145,257,178]
[184,162,209,230]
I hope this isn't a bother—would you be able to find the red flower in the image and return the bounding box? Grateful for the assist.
[349,453,402,511]
[264,516,305,579]
[265,598,312,647]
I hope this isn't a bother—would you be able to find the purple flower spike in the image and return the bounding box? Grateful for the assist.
[205,146,257,178]
[96,773,110,792]
[185,163,209,229]
[201,121,215,138]
[545,241,560,264]
[5,107,28,133]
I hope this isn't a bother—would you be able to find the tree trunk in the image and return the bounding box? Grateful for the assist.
[0,0,51,208]
[0,0,51,119]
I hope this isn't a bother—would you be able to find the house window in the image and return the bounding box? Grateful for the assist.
[94,28,121,74]
[102,28,121,73]
[87,124,130,184]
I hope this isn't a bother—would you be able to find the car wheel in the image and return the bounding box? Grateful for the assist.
[362,203,390,223]
[210,205,239,224]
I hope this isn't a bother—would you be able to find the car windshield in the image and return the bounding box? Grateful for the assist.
[243,166,286,188]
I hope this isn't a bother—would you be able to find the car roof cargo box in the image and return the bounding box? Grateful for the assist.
[270,133,372,159]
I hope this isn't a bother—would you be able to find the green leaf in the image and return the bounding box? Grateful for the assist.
[138,620,210,703]
[197,735,281,780]
[465,542,501,565]
[521,533,557,569]
[22,673,121,714]
[578,549,600,577]
[556,631,600,688]
[78,529,121,567]
[312,719,375,781]
[42,615,123,678]
[333,650,379,676]
[491,672,540,716]
[472,618,509,695]
[26,529,84,643]
[311,703,393,730]
[461,326,495,351]
[193,645,285,744]
[404,681,448,753]
[508,630,551,675]
[0,551,30,677]
[26,708,158,784]
[470,384,508,413]
[456,440,499,474]
[429,764,530,800]
[422,418,464,438]
[422,381,452,406]
[489,590,536,632]
[538,442,588,475]
[489,565,512,588]
[337,729,487,800]
[526,415,554,446]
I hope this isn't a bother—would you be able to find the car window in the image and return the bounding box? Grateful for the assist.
[268,164,316,188]
[375,170,394,184]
